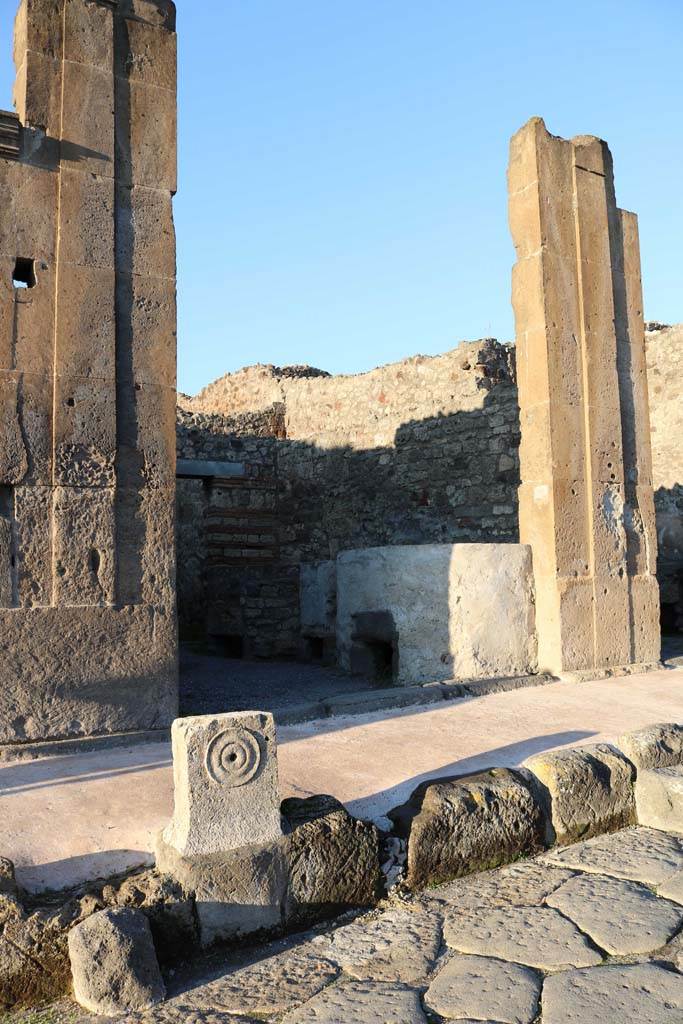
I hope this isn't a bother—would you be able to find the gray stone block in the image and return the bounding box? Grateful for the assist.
[67,907,165,1016]
[161,712,283,857]
[524,743,636,845]
[155,832,288,948]
[635,764,683,832]
[425,954,541,1024]
[282,795,381,923]
[388,767,546,890]
[618,721,683,769]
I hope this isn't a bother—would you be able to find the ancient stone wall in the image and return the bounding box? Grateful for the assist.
[0,0,178,745]
[176,325,682,657]
[647,324,683,631]
[177,340,522,656]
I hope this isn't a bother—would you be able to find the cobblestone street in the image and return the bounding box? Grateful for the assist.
[15,826,683,1024]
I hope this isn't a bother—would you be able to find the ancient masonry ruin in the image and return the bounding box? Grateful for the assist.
[0,0,676,748]
[0,0,178,745]
[176,323,680,668]
[510,118,659,674]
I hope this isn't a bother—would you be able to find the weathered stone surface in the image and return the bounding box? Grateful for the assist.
[300,560,336,638]
[424,954,541,1024]
[178,943,339,1018]
[161,712,282,858]
[658,869,683,904]
[282,795,381,922]
[0,606,177,744]
[618,722,683,769]
[657,929,683,972]
[68,908,165,1015]
[317,906,442,983]
[443,905,603,970]
[282,981,428,1023]
[524,743,636,844]
[546,872,683,955]
[542,963,683,1024]
[509,117,659,673]
[0,869,191,1011]
[156,834,287,948]
[390,768,545,890]
[635,765,683,831]
[0,857,19,899]
[336,543,537,686]
[0,0,178,745]
[420,860,575,910]
[542,826,683,884]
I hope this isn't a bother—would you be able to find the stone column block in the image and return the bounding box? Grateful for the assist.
[509,116,660,673]
[63,0,114,71]
[161,712,283,857]
[60,62,115,178]
[52,486,116,607]
[115,78,177,192]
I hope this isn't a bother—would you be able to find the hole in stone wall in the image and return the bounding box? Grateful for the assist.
[89,548,101,578]
[305,636,325,661]
[350,638,396,683]
[0,486,11,519]
[350,610,399,685]
[12,257,36,289]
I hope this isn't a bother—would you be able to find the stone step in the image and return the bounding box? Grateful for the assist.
[635,765,683,832]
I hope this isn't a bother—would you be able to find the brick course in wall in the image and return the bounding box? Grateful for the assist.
[176,326,683,657]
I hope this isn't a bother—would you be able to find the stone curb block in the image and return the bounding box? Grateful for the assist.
[634,766,683,832]
[617,722,683,770]
[523,743,637,846]
[388,767,546,890]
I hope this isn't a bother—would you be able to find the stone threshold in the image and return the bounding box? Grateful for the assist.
[276,671,555,724]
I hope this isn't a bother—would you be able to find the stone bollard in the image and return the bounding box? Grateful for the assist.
[160,711,283,855]
[156,712,286,946]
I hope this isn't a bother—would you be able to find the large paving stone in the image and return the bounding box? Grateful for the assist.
[174,943,339,1018]
[424,953,541,1024]
[658,869,683,904]
[635,765,683,832]
[281,981,428,1023]
[421,860,575,910]
[524,744,636,845]
[443,905,603,970]
[316,906,442,983]
[389,768,545,889]
[541,963,683,1024]
[541,826,683,884]
[546,872,683,955]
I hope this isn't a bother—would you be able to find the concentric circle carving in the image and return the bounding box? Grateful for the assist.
[205,727,262,787]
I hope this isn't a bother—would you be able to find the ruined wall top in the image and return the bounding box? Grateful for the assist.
[180,338,516,448]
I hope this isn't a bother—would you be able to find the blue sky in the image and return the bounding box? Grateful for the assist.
[1,1,681,395]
